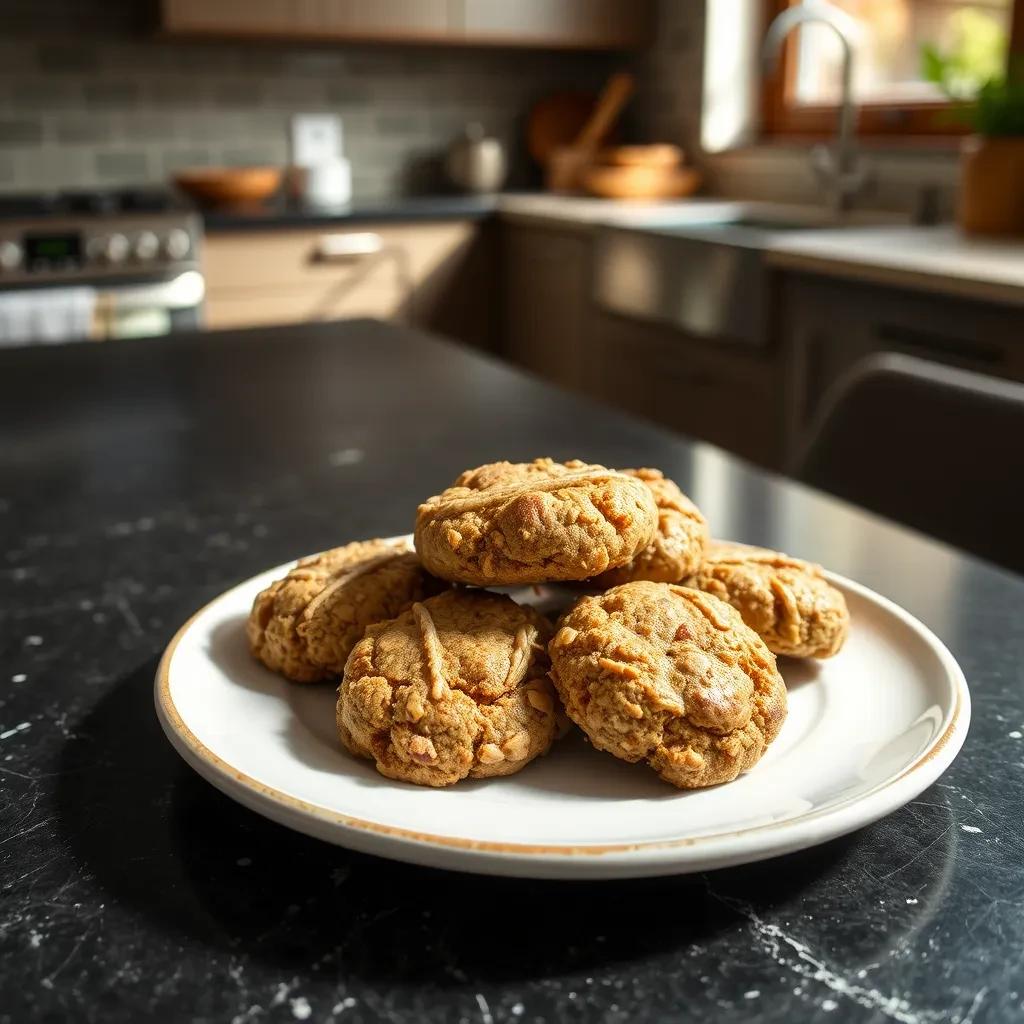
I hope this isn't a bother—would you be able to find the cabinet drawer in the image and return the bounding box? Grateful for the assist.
[203,222,478,291]
[202,220,493,342]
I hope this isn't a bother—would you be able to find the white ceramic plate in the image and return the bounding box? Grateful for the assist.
[155,539,970,879]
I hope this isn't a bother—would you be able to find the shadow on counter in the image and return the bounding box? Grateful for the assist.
[55,656,954,987]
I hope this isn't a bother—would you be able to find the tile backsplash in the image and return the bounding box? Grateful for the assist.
[0,0,616,197]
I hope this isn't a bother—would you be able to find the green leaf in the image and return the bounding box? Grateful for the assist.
[920,43,948,89]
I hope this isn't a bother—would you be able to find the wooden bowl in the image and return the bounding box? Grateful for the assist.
[599,144,684,168]
[174,166,282,207]
[581,164,702,201]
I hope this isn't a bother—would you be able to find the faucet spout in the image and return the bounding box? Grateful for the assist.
[762,1,867,213]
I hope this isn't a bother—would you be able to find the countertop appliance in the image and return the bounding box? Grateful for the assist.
[0,188,204,344]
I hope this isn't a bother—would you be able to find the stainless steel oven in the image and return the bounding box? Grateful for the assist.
[0,189,204,346]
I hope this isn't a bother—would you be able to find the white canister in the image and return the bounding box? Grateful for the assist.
[301,157,353,208]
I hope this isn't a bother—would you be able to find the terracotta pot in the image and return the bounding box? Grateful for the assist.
[958,135,1024,235]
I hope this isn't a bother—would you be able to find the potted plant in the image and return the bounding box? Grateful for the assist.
[923,19,1024,235]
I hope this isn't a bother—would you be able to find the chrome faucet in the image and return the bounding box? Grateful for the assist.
[763,0,870,214]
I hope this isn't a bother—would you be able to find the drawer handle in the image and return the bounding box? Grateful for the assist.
[312,232,383,262]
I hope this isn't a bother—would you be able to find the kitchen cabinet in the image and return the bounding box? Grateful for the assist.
[501,223,592,393]
[588,310,783,469]
[161,0,450,40]
[500,221,783,469]
[779,271,1024,459]
[456,0,653,48]
[202,220,494,350]
[160,0,652,48]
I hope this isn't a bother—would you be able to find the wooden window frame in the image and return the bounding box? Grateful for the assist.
[762,0,1024,139]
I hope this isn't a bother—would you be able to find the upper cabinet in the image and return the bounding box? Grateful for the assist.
[160,0,653,49]
[162,0,450,41]
[456,0,653,48]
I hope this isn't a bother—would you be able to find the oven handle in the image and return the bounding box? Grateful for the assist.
[105,270,205,311]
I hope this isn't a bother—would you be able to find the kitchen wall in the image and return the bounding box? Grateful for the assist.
[632,0,705,159]
[0,0,962,213]
[0,0,616,198]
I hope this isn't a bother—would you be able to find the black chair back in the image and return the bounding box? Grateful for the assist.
[793,352,1024,575]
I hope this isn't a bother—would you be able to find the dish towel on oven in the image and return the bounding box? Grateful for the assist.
[0,287,96,346]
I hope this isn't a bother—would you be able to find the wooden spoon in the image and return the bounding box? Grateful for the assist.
[545,72,635,193]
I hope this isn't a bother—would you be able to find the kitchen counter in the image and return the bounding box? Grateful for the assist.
[504,195,1024,306]
[199,193,743,233]
[496,193,751,229]
[201,193,499,231]
[202,192,1024,305]
[2,320,1023,1023]
[766,224,1024,307]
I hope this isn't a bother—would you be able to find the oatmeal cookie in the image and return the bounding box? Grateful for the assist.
[414,458,659,586]
[588,468,708,587]
[247,538,442,683]
[549,581,787,789]
[338,589,562,787]
[690,542,848,659]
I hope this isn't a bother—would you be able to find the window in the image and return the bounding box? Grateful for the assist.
[763,0,1023,136]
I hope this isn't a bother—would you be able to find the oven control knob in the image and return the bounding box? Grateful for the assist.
[103,233,130,264]
[163,228,191,261]
[0,240,22,271]
[133,230,160,262]
[86,236,105,262]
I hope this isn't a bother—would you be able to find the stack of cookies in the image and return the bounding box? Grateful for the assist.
[248,458,849,790]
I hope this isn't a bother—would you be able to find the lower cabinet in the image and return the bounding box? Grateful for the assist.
[202,219,495,350]
[500,220,784,469]
[501,222,592,392]
[779,271,1024,456]
[588,311,783,469]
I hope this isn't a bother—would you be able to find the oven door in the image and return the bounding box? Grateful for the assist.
[0,271,205,346]
[96,270,205,340]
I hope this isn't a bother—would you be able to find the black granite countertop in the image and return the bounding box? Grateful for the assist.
[201,194,499,232]
[2,320,1022,1023]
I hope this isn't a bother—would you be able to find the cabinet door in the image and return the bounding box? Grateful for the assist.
[590,311,783,469]
[458,0,652,48]
[163,0,648,45]
[317,0,449,38]
[779,271,1024,460]
[161,0,297,34]
[162,0,449,40]
[502,225,591,392]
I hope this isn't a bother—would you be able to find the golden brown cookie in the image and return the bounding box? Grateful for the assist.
[414,458,659,586]
[247,538,442,683]
[588,468,708,587]
[690,542,849,659]
[549,581,787,790]
[338,589,562,787]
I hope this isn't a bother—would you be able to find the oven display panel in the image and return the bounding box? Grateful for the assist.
[24,232,82,271]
